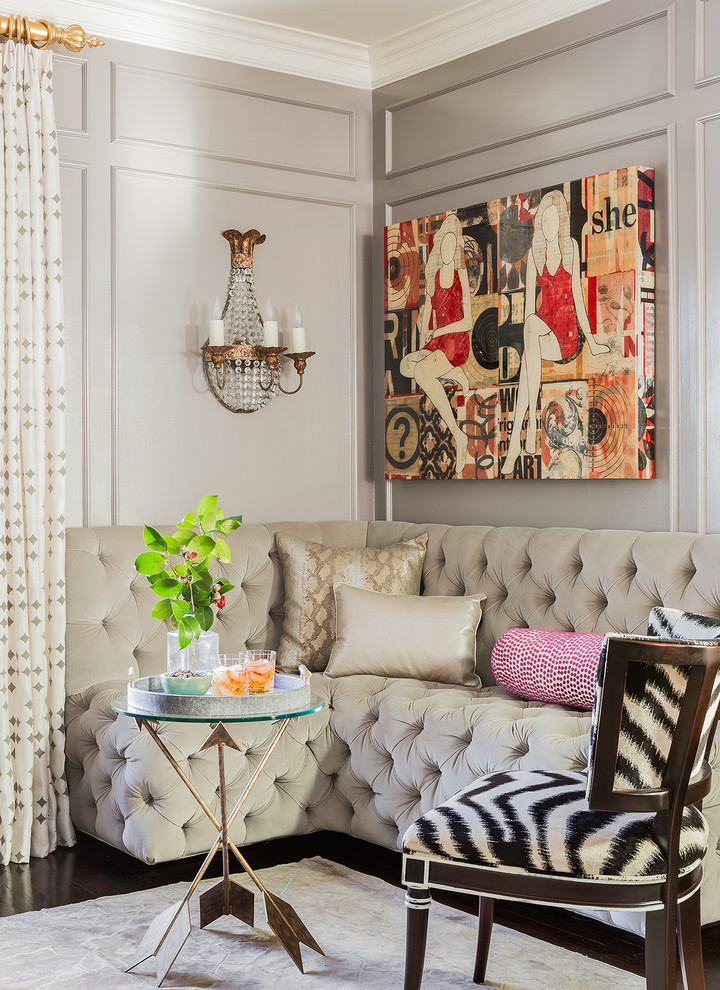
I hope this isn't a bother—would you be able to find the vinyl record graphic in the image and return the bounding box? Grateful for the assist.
[386,226,420,311]
[471,307,499,371]
[588,380,634,478]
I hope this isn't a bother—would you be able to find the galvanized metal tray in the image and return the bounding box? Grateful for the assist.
[126,673,310,718]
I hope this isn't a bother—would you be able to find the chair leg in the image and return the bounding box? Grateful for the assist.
[677,890,706,990]
[645,906,677,990]
[404,886,431,990]
[473,896,494,985]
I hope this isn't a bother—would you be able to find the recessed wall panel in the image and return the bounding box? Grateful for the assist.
[54,56,86,135]
[382,127,672,532]
[60,163,86,528]
[388,12,670,175]
[113,168,353,525]
[697,0,720,84]
[113,64,354,177]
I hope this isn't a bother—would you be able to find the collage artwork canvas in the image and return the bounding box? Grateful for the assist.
[384,166,655,480]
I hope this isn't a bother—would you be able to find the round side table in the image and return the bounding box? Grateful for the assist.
[112,694,325,986]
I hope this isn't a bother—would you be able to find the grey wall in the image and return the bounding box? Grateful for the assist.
[374,0,719,533]
[51,0,720,534]
[55,39,373,529]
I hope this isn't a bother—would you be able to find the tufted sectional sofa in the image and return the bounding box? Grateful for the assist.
[64,520,720,935]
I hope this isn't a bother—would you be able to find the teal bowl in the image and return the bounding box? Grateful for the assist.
[160,672,212,696]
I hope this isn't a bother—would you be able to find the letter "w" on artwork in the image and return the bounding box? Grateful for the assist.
[498,387,516,414]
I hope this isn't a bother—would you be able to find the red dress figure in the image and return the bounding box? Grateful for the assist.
[399,213,472,477]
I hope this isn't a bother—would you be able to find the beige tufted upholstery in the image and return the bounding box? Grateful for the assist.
[64,522,720,935]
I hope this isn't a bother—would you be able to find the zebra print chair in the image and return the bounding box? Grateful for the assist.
[402,631,720,990]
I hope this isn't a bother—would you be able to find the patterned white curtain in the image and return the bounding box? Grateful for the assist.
[0,41,74,863]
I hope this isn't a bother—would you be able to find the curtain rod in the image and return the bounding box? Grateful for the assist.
[0,13,104,51]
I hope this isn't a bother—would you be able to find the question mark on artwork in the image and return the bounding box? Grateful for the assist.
[393,416,411,460]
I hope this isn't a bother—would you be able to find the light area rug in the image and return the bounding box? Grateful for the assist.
[0,856,642,990]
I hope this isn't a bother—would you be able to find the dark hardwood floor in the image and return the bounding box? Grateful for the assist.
[1,830,719,987]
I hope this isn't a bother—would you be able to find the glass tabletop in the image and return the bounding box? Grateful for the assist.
[112,694,325,724]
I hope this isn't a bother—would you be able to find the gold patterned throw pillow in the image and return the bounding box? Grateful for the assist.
[275,532,428,672]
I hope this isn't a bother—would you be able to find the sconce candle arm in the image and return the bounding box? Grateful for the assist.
[256,345,287,391]
[278,351,315,395]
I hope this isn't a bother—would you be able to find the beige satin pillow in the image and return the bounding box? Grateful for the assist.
[326,583,485,686]
[275,532,428,672]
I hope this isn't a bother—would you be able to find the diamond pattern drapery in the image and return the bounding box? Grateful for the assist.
[0,41,74,863]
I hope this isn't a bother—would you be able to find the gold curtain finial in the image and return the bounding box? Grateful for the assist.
[0,14,104,51]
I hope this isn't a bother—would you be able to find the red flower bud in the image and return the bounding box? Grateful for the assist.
[217,596,226,609]
[190,551,197,559]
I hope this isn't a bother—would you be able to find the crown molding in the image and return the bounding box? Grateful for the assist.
[25,0,372,88]
[35,0,613,90]
[370,0,614,88]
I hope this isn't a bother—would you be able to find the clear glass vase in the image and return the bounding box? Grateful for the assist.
[166,629,220,674]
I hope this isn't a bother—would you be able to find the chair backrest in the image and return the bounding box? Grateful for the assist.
[586,634,720,816]
[647,607,720,778]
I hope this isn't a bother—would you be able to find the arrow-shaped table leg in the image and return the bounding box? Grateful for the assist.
[126,712,322,982]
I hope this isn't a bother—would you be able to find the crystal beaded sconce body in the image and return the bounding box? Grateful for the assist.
[201,229,315,413]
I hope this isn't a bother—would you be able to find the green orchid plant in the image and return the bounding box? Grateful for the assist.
[134,495,243,649]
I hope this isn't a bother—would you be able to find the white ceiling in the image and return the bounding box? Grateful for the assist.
[33,0,612,88]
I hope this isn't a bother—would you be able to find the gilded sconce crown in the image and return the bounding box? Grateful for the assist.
[222,229,266,269]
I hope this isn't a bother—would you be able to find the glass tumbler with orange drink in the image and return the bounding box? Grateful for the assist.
[244,650,276,693]
[211,655,249,696]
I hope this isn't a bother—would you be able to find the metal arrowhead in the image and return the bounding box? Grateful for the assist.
[263,888,324,972]
[199,878,254,929]
[199,722,242,752]
[125,899,191,987]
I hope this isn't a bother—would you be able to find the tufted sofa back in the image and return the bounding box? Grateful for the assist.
[66,521,720,695]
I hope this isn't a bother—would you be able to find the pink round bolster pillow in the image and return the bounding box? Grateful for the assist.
[490,628,605,711]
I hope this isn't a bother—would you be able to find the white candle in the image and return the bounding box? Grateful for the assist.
[263,298,278,347]
[291,326,306,353]
[208,295,224,347]
[209,320,224,346]
[291,302,306,353]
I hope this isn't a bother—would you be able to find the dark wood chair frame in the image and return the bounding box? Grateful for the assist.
[402,636,720,990]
